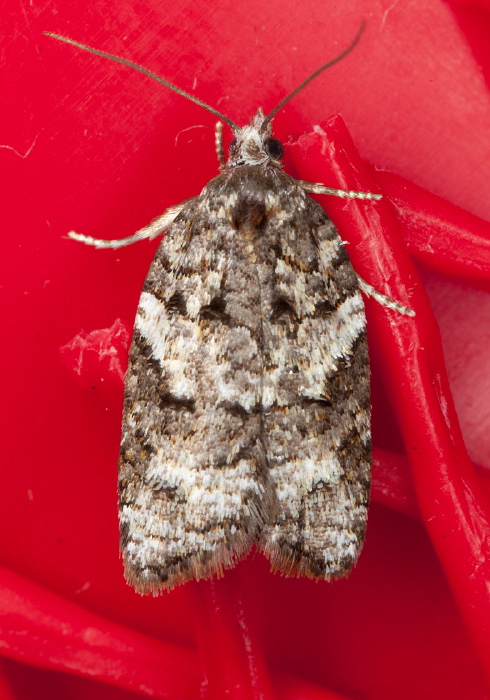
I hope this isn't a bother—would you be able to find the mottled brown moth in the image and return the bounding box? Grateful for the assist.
[46,26,414,594]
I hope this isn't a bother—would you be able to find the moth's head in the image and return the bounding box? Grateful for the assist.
[44,24,365,172]
[226,109,284,169]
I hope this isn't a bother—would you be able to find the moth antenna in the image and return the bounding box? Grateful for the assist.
[43,32,239,132]
[261,21,366,130]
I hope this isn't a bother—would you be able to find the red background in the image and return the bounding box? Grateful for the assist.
[2,0,490,698]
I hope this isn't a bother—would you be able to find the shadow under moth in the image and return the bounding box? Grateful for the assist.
[46,25,413,594]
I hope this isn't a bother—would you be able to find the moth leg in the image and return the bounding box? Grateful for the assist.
[298,181,414,317]
[215,121,226,169]
[356,275,415,317]
[67,198,196,249]
[298,180,382,201]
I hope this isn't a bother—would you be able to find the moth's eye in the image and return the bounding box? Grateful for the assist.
[264,137,284,160]
[228,138,238,154]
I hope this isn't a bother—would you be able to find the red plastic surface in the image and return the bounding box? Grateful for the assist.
[2,0,490,698]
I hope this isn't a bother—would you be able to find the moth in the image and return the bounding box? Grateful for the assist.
[46,26,413,594]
